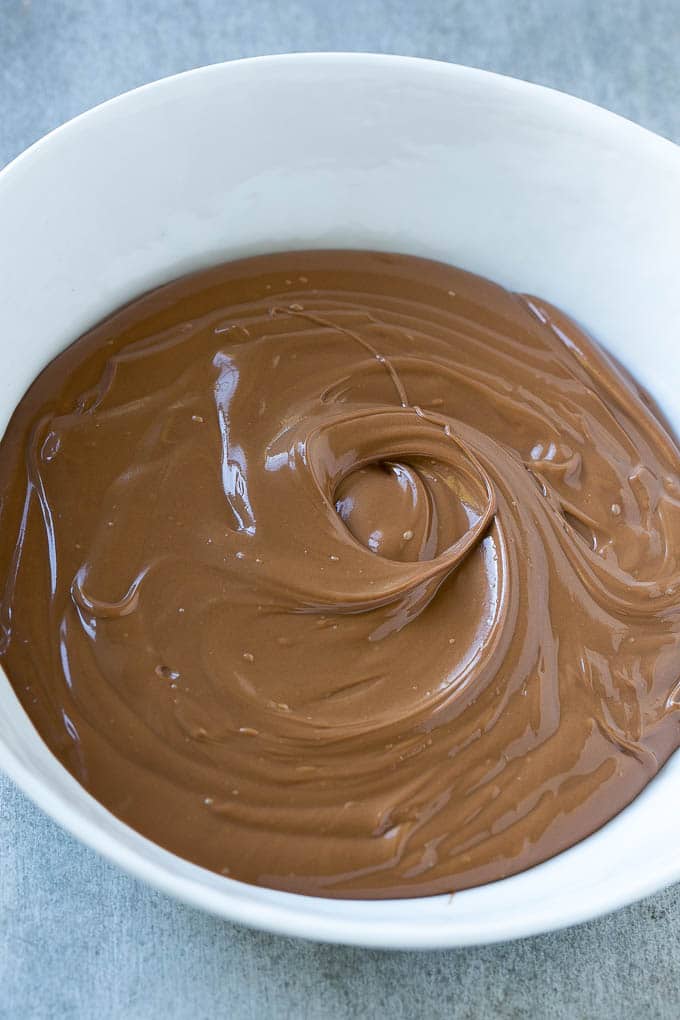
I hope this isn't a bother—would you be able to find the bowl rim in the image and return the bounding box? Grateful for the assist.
[4,50,679,183]
[1,51,680,950]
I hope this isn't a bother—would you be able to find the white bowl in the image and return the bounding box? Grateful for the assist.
[1,53,680,950]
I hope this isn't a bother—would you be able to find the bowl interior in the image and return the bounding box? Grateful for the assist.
[1,54,680,948]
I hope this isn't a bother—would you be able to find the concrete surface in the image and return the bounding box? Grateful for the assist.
[1,2,680,1017]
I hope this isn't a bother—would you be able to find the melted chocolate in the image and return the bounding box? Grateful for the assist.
[1,251,679,898]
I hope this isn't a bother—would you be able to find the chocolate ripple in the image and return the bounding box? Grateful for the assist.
[0,250,679,898]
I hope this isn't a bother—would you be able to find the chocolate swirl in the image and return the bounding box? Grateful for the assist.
[1,251,679,898]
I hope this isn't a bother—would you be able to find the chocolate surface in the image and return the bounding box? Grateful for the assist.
[1,250,679,898]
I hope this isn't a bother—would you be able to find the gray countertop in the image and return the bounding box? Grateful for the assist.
[2,2,680,1017]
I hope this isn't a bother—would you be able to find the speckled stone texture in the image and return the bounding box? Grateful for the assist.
[1,2,680,1017]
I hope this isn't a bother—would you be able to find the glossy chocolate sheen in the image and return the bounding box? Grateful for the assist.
[1,251,679,899]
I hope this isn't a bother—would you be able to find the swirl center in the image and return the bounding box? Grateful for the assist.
[334,461,431,562]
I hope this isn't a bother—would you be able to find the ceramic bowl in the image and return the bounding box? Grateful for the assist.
[1,53,680,949]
